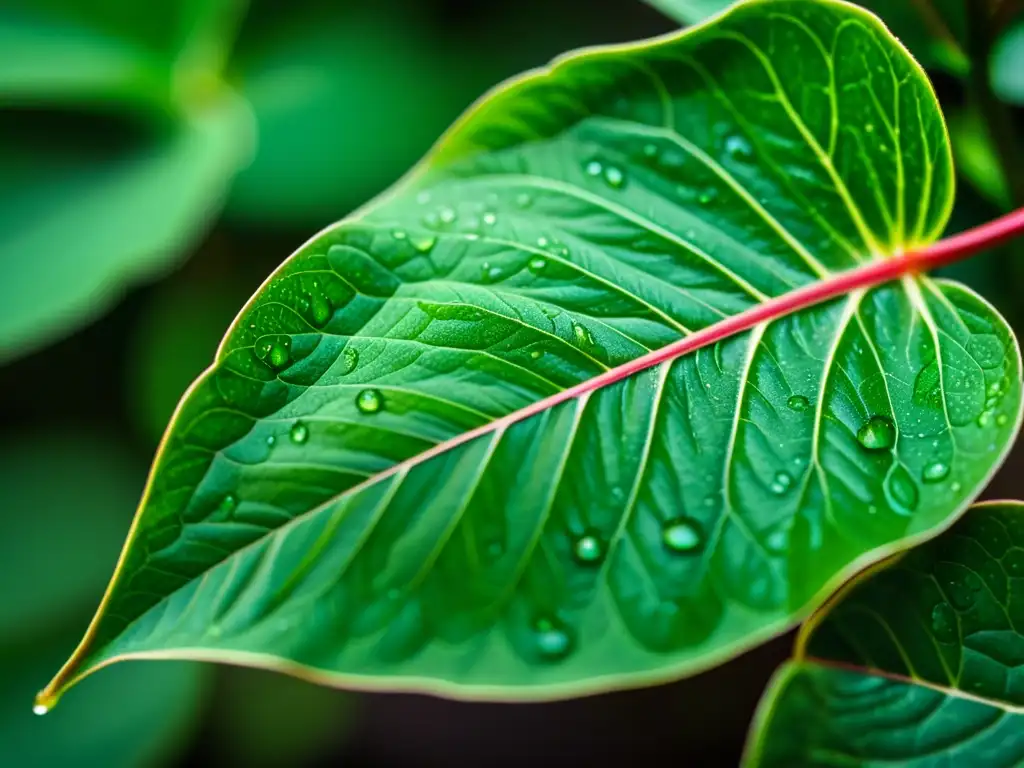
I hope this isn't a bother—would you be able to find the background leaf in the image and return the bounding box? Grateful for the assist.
[744,501,1024,766]
[991,18,1024,106]
[39,0,1024,707]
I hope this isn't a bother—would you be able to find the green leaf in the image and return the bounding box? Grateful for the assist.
[647,0,970,75]
[991,19,1024,106]
[0,90,253,362]
[744,501,1024,766]
[947,105,1011,209]
[41,0,1022,705]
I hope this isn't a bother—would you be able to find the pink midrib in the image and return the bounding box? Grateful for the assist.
[359,209,1024,491]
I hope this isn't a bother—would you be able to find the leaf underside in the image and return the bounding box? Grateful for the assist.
[44,0,1023,704]
[745,502,1024,767]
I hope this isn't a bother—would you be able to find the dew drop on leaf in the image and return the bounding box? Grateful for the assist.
[515,192,532,208]
[978,410,995,428]
[356,389,384,414]
[930,602,956,643]
[290,421,309,445]
[534,618,572,661]
[584,160,603,176]
[997,414,1009,426]
[528,257,547,275]
[572,532,605,565]
[947,581,975,611]
[724,134,753,161]
[411,234,436,254]
[698,190,716,205]
[309,293,333,327]
[921,461,950,483]
[482,212,497,226]
[856,415,896,451]
[572,322,593,347]
[530,349,544,360]
[266,434,276,447]
[218,493,238,515]
[642,143,658,158]
[603,166,625,188]
[32,704,48,717]
[884,464,919,513]
[341,347,359,374]
[439,206,456,224]
[391,228,407,241]
[769,471,792,494]
[662,518,704,554]
[787,395,810,412]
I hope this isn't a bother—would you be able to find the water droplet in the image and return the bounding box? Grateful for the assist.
[439,206,456,224]
[356,389,383,414]
[662,518,704,554]
[857,415,896,451]
[483,212,497,226]
[930,602,956,643]
[392,228,407,240]
[787,395,810,412]
[885,465,919,513]
[584,160,603,176]
[769,471,792,495]
[865,123,875,133]
[411,233,436,253]
[998,413,1009,426]
[951,481,963,493]
[341,347,359,374]
[573,532,605,565]
[266,434,276,447]
[290,421,309,444]
[308,293,332,328]
[698,190,716,205]
[947,581,975,611]
[765,528,788,554]
[978,410,995,427]
[534,618,572,660]
[603,166,625,188]
[572,322,593,347]
[515,192,533,208]
[218,493,238,515]
[530,349,544,360]
[725,134,753,161]
[922,461,950,483]
[33,704,49,716]
[528,257,547,274]
[642,143,658,157]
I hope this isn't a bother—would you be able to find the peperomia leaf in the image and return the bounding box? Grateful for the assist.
[744,501,1024,766]
[39,0,1022,706]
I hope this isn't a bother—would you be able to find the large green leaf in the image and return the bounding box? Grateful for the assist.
[647,0,969,74]
[39,0,1022,706]
[744,501,1024,766]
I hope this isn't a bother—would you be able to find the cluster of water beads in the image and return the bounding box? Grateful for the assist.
[583,158,626,189]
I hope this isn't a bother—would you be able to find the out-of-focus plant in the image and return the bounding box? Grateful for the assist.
[0,0,542,363]
[30,0,1024,763]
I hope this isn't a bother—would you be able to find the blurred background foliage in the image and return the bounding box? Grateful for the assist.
[1,0,1022,765]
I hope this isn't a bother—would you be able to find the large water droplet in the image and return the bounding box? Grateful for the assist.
[584,160,603,177]
[258,337,291,371]
[857,415,896,451]
[769,471,792,495]
[341,347,359,374]
[787,395,810,412]
[309,293,332,327]
[573,531,605,565]
[930,602,956,643]
[534,618,572,660]
[528,257,547,275]
[603,166,625,188]
[356,389,384,414]
[978,410,995,428]
[885,465,919,514]
[662,518,704,554]
[290,421,309,444]
[922,461,950,483]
